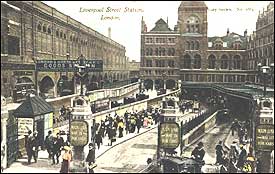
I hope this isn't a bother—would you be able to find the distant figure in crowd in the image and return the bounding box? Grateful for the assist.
[136,116,142,134]
[229,140,239,164]
[231,119,240,136]
[191,142,205,163]
[60,146,72,173]
[95,133,102,150]
[118,119,124,138]
[44,130,53,159]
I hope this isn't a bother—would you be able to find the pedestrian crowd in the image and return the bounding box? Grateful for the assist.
[25,130,72,173]
[94,108,161,149]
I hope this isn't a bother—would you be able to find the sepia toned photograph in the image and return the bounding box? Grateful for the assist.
[1,1,274,173]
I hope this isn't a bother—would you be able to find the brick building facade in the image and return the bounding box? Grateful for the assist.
[1,1,130,98]
[140,1,274,90]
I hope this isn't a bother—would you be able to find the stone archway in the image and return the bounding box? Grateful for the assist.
[144,79,153,90]
[166,79,176,89]
[39,76,55,98]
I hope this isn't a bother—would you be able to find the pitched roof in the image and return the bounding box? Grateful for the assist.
[150,18,172,32]
[13,95,54,118]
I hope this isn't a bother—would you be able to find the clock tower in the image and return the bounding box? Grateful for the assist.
[177,1,209,70]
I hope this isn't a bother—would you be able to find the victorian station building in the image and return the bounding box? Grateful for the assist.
[1,1,130,99]
[140,1,274,90]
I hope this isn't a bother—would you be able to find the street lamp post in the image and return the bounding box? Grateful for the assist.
[67,106,73,143]
[257,63,274,97]
[76,54,87,96]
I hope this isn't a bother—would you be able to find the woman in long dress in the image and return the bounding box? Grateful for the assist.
[60,146,72,173]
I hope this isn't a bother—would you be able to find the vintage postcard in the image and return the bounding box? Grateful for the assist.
[1,1,274,173]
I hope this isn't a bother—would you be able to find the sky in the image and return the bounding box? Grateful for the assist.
[43,1,272,61]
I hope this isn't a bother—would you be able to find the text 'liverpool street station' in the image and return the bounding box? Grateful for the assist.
[1,1,274,173]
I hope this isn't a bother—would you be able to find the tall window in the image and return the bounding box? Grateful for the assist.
[183,54,191,69]
[146,60,152,67]
[208,55,216,69]
[8,35,20,55]
[233,55,241,69]
[221,55,229,69]
[194,54,201,69]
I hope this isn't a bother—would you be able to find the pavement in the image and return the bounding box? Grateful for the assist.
[3,124,158,173]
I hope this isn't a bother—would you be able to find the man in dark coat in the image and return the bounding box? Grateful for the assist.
[44,130,53,159]
[191,142,205,163]
[86,143,96,173]
[95,133,102,149]
[236,145,247,169]
[215,140,224,165]
[136,116,142,134]
[52,133,64,164]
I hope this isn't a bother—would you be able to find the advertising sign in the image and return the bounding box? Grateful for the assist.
[18,118,33,136]
[36,59,103,72]
[160,122,180,149]
[70,121,89,146]
[256,124,274,151]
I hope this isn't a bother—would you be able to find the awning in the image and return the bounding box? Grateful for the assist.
[13,95,54,118]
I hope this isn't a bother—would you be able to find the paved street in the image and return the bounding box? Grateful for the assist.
[181,123,232,165]
[95,127,158,173]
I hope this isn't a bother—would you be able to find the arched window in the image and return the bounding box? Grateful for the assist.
[183,54,192,69]
[155,48,159,56]
[158,47,162,56]
[186,41,190,50]
[70,35,72,41]
[47,27,51,34]
[149,48,153,56]
[171,48,175,56]
[43,25,47,32]
[146,48,149,56]
[233,55,241,69]
[60,31,63,39]
[195,41,199,50]
[37,23,42,32]
[64,33,66,39]
[221,55,229,69]
[208,55,216,69]
[194,54,201,69]
[191,41,195,50]
[56,30,59,37]
[162,48,166,56]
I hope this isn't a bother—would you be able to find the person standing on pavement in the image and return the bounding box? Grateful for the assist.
[236,144,247,169]
[26,130,39,164]
[52,133,64,165]
[215,140,224,165]
[95,132,102,149]
[44,130,54,159]
[60,146,72,173]
[231,119,240,136]
[118,119,124,138]
[136,116,142,134]
[191,142,205,163]
[86,143,96,173]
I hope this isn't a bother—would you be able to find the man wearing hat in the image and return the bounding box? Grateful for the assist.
[237,144,247,169]
[191,142,205,163]
[25,130,39,164]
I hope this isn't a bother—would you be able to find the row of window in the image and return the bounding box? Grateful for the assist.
[182,74,248,83]
[145,60,175,68]
[181,54,242,69]
[145,37,176,44]
[145,48,175,56]
[186,24,200,33]
[249,35,274,49]
[247,46,274,59]
[143,70,174,76]
[186,41,199,50]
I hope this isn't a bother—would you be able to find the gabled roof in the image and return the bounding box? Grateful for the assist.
[150,18,172,32]
[13,95,54,118]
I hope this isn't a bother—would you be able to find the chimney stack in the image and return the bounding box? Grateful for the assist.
[108,27,111,38]
[244,29,247,37]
